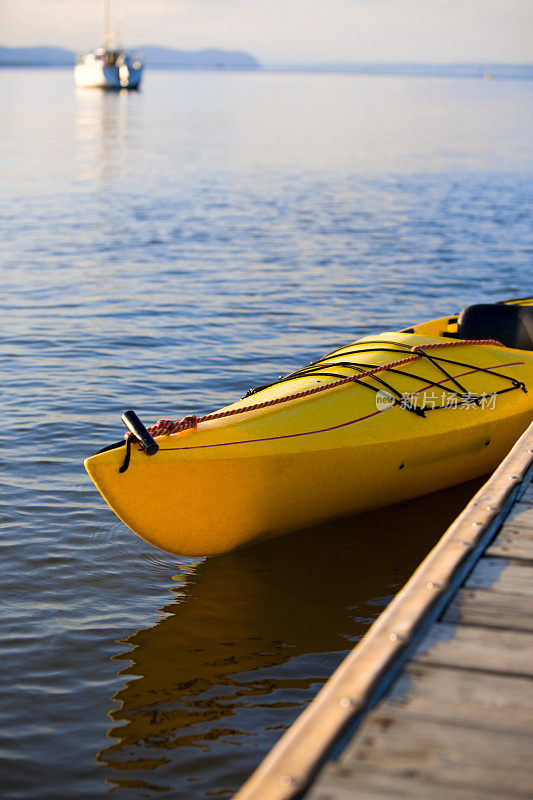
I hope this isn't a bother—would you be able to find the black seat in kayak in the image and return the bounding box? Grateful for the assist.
[457,304,533,351]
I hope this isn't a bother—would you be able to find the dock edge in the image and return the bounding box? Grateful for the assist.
[232,419,533,800]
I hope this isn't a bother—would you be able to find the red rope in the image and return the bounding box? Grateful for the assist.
[137,338,504,439]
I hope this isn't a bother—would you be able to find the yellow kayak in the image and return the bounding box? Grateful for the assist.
[85,299,533,556]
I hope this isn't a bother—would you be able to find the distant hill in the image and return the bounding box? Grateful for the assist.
[1,48,530,79]
[0,45,260,69]
[0,46,75,66]
[140,46,260,69]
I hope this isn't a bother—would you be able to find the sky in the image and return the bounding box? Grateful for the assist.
[1,0,532,64]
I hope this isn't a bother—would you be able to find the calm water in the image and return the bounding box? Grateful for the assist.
[1,68,532,799]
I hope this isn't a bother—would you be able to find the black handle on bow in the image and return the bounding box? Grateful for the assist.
[121,410,159,455]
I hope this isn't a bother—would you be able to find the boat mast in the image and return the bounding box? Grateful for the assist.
[102,0,111,47]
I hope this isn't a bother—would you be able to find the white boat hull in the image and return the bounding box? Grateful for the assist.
[75,52,142,90]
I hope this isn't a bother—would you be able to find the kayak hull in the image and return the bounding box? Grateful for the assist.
[86,412,530,556]
[85,329,533,556]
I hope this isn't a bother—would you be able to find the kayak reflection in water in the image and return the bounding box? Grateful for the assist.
[97,478,484,798]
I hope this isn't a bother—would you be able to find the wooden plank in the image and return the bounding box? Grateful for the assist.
[413,622,533,676]
[443,588,533,632]
[465,558,533,596]
[504,497,533,530]
[339,713,533,797]
[379,663,533,734]
[487,526,533,561]
[516,479,533,506]
[307,762,523,800]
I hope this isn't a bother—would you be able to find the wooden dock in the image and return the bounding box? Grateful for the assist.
[234,420,533,800]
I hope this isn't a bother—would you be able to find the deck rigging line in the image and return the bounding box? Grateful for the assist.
[116,339,527,472]
[141,339,525,439]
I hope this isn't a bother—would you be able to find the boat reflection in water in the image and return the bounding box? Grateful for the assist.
[98,477,484,798]
[74,84,134,184]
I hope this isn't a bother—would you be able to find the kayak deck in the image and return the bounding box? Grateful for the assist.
[85,324,533,556]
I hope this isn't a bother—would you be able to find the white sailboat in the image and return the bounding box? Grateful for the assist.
[75,0,143,89]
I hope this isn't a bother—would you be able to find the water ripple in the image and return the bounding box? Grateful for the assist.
[1,68,532,799]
